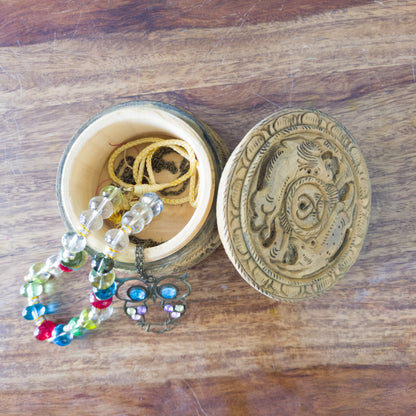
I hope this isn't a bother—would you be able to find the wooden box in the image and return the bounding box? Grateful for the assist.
[57,102,371,302]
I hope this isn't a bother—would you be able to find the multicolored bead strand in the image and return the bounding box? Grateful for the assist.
[20,189,163,346]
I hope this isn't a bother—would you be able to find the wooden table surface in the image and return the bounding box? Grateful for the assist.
[1,1,416,415]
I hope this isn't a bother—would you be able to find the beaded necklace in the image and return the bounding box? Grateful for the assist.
[20,186,163,346]
[104,137,195,332]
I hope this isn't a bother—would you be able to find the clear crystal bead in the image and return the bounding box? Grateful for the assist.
[61,231,86,253]
[104,228,130,251]
[121,211,145,234]
[79,209,103,232]
[88,306,101,321]
[45,255,63,277]
[139,193,163,216]
[59,249,76,261]
[130,201,153,225]
[89,305,113,323]
[89,196,114,219]
[98,305,113,322]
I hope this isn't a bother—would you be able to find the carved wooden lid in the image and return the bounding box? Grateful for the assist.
[217,109,371,302]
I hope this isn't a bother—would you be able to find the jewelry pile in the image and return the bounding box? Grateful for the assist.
[20,187,163,346]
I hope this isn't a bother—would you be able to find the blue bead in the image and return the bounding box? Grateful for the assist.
[52,324,73,346]
[160,285,177,299]
[93,282,117,300]
[128,286,147,301]
[22,303,46,320]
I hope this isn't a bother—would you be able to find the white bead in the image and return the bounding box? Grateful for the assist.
[98,305,113,322]
[79,209,103,232]
[89,196,114,219]
[45,255,63,277]
[130,201,153,225]
[88,306,101,321]
[61,231,86,253]
[121,211,145,234]
[60,249,76,261]
[105,228,130,252]
[89,305,113,323]
[139,192,163,216]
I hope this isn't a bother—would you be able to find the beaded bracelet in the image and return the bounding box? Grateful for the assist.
[20,186,163,346]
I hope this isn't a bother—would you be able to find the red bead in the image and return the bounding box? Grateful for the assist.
[89,292,113,309]
[34,320,56,341]
[59,263,73,272]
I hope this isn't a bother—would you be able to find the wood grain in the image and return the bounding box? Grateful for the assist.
[1,0,416,415]
[0,0,372,46]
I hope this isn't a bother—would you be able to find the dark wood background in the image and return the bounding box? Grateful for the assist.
[1,1,416,415]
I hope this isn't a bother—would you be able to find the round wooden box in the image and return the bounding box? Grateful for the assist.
[57,101,229,275]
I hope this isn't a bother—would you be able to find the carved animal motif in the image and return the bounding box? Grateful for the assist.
[250,136,356,277]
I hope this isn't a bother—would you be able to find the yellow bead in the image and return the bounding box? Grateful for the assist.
[88,270,115,290]
[28,263,50,283]
[100,185,123,207]
[78,308,99,330]
[108,211,122,225]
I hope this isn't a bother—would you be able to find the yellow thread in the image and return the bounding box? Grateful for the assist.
[36,317,46,326]
[120,227,130,236]
[78,224,90,237]
[122,224,133,235]
[104,246,117,259]
[107,137,199,211]
[34,315,44,322]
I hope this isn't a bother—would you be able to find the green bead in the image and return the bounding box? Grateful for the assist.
[91,253,114,274]
[60,250,88,270]
[89,269,115,290]
[126,307,136,316]
[20,282,43,298]
[67,317,88,336]
[174,304,185,313]
[28,262,50,283]
[100,185,123,207]
[79,308,99,330]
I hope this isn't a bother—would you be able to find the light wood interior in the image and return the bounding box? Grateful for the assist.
[60,105,214,265]
[97,137,198,241]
